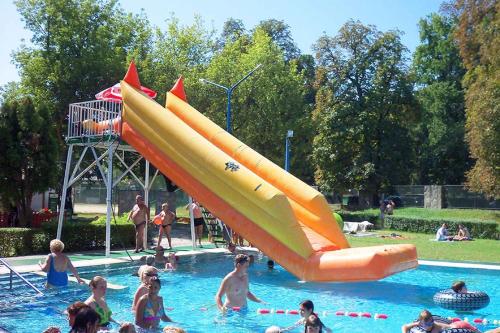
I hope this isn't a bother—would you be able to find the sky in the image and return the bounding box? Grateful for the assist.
[0,0,443,87]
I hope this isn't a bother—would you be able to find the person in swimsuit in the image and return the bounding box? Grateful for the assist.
[281,300,332,333]
[186,200,204,247]
[401,309,451,333]
[135,277,172,329]
[128,195,150,253]
[69,307,100,333]
[38,239,85,287]
[155,203,176,249]
[85,276,116,328]
[132,266,159,311]
[165,252,178,271]
[215,254,265,312]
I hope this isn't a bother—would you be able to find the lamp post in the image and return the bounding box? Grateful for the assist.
[200,63,262,133]
[285,130,294,172]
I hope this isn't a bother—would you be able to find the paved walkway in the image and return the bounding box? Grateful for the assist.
[0,222,234,275]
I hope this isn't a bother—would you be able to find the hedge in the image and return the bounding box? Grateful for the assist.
[338,211,498,240]
[384,216,499,240]
[0,218,136,257]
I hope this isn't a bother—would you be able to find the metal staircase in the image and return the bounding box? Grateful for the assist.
[200,207,231,247]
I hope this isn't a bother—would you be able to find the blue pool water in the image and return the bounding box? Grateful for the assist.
[0,253,498,333]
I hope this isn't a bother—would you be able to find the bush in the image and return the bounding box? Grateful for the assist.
[0,216,136,257]
[384,216,499,240]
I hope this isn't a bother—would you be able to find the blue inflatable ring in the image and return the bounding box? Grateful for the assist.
[433,289,490,311]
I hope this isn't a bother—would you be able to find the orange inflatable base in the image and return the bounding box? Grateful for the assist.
[121,122,418,282]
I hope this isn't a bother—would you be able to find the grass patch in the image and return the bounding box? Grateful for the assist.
[347,230,500,263]
[349,207,499,222]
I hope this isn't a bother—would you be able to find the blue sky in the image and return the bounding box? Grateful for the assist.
[0,0,442,87]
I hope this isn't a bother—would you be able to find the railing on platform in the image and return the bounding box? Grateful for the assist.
[67,100,122,139]
[0,257,43,295]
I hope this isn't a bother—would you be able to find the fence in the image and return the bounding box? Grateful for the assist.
[444,185,500,210]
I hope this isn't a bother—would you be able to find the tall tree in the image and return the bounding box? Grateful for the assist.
[14,0,153,141]
[412,13,470,184]
[312,20,418,204]
[451,0,499,198]
[0,98,59,226]
[254,19,300,61]
[203,29,314,181]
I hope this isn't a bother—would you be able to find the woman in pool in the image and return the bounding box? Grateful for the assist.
[135,277,173,329]
[85,276,116,328]
[281,300,331,333]
[132,266,159,311]
[39,239,85,287]
[401,309,451,333]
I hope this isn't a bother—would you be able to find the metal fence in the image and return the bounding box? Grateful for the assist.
[444,185,500,210]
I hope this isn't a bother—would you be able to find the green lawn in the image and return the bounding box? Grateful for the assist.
[350,207,499,222]
[347,230,500,263]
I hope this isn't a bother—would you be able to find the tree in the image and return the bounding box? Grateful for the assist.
[412,13,470,184]
[203,29,314,181]
[312,20,418,203]
[218,18,247,48]
[13,0,153,141]
[254,19,300,61]
[0,98,59,226]
[450,0,500,198]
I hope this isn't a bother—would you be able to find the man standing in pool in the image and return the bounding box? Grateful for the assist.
[128,195,150,253]
[215,254,265,311]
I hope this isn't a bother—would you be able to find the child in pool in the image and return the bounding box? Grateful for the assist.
[135,277,172,329]
[401,309,451,333]
[132,266,159,311]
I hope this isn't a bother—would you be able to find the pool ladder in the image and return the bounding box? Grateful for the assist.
[0,257,44,295]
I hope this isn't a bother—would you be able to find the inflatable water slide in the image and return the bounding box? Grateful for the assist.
[112,63,417,282]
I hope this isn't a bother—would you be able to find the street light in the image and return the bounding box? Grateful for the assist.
[200,63,262,134]
[285,130,294,172]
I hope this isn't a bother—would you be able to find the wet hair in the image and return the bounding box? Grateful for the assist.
[119,322,136,333]
[234,254,249,266]
[67,301,89,317]
[305,314,323,332]
[300,300,314,312]
[419,309,433,321]
[89,276,106,289]
[267,260,274,268]
[452,281,466,293]
[145,255,155,266]
[50,239,64,253]
[70,307,100,333]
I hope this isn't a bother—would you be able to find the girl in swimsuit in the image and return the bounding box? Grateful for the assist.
[85,276,116,328]
[135,277,172,329]
[156,202,176,249]
[132,266,159,311]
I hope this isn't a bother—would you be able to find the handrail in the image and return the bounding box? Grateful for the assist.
[0,257,44,295]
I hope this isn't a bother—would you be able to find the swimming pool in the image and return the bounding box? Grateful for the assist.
[0,253,498,332]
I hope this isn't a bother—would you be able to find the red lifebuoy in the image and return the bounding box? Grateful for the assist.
[362,313,372,318]
[335,311,345,316]
[275,309,285,314]
[348,312,359,317]
[375,314,388,319]
[287,310,299,315]
[258,309,271,314]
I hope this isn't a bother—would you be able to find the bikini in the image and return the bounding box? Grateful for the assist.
[94,302,112,326]
[46,254,68,287]
[143,298,165,322]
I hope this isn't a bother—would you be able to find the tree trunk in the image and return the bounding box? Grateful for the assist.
[16,197,33,227]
